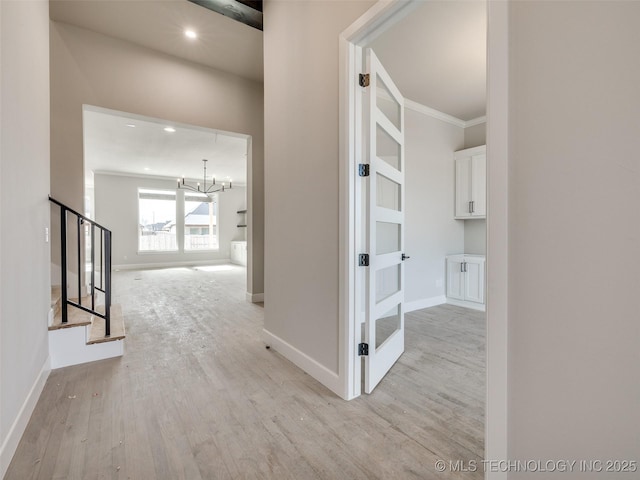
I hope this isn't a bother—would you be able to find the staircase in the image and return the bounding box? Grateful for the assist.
[48,197,125,368]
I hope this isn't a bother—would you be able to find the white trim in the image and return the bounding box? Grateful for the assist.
[405,295,447,313]
[246,292,264,303]
[113,258,231,270]
[485,1,510,476]
[405,99,487,129]
[340,0,422,46]
[0,356,51,478]
[404,99,466,128]
[466,115,487,127]
[446,298,486,312]
[262,329,344,398]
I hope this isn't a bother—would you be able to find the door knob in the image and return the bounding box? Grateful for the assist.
[401,253,410,261]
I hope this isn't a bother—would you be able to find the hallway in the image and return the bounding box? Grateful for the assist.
[6,266,484,479]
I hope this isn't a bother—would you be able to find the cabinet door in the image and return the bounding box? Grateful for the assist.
[471,154,486,217]
[241,243,247,266]
[446,256,465,300]
[463,257,485,304]
[455,157,472,218]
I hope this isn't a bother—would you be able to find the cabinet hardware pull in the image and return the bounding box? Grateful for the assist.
[461,262,464,273]
[470,201,474,213]
[468,201,472,213]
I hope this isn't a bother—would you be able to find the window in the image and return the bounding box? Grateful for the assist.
[184,193,218,250]
[138,189,177,251]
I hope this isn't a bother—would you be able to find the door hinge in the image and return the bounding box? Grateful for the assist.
[358,253,369,266]
[358,343,369,356]
[358,163,370,177]
[359,73,370,88]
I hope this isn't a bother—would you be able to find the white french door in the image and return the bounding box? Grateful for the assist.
[362,49,406,393]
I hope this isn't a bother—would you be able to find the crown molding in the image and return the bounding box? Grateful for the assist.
[92,170,247,187]
[465,115,487,127]
[404,98,486,129]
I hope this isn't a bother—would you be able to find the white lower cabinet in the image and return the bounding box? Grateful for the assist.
[230,241,247,266]
[446,254,485,310]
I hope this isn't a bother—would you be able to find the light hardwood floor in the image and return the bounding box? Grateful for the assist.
[6,265,485,479]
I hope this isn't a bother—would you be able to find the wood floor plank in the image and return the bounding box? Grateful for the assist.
[6,265,485,479]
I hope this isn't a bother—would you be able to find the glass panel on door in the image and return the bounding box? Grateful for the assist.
[376,221,400,254]
[375,304,401,349]
[376,125,401,170]
[375,73,401,131]
[376,173,401,211]
[376,264,400,304]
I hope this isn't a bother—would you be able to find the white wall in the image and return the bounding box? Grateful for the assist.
[0,1,51,475]
[404,108,464,309]
[94,173,246,268]
[464,121,486,149]
[508,1,640,470]
[463,219,486,255]
[263,0,374,386]
[50,21,264,295]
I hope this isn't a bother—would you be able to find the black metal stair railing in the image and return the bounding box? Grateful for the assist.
[49,197,113,337]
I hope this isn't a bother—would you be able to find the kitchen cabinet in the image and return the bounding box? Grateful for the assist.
[446,254,485,310]
[230,241,247,266]
[455,145,486,219]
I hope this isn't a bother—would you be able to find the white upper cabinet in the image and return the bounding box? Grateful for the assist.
[454,145,486,219]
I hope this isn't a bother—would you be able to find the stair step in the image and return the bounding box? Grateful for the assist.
[51,285,62,317]
[51,285,61,306]
[49,305,92,330]
[49,295,94,330]
[88,304,125,344]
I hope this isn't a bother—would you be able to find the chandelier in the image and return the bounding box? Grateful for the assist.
[177,159,231,197]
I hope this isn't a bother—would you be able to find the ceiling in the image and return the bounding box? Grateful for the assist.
[84,107,248,186]
[50,0,264,82]
[368,1,486,121]
[50,0,484,120]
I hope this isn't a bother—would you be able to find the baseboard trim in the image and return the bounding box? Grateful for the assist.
[0,356,51,478]
[405,295,447,313]
[246,292,264,303]
[113,258,231,271]
[446,298,486,312]
[262,329,343,398]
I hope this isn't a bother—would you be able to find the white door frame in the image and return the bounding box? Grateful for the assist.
[337,0,509,476]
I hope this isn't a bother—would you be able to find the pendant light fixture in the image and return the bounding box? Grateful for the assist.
[177,159,231,198]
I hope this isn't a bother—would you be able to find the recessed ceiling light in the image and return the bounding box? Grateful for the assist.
[184,29,197,39]
[144,167,150,171]
[164,127,176,133]
[126,124,136,128]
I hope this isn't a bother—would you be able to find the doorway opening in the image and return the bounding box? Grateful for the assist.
[339,0,509,471]
[81,105,250,292]
[353,0,487,392]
